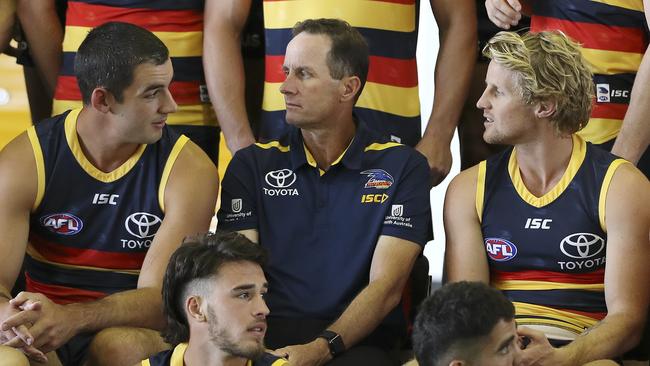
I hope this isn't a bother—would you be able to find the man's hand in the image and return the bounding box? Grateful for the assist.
[0,299,49,363]
[416,135,453,187]
[515,327,566,366]
[271,338,332,366]
[1,292,77,354]
[485,0,523,29]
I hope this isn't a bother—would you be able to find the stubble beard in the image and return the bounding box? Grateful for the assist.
[207,306,265,361]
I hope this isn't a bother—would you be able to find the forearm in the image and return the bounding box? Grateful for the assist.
[16,0,62,94]
[611,46,650,164]
[557,313,645,364]
[423,8,476,143]
[0,0,15,52]
[66,287,164,334]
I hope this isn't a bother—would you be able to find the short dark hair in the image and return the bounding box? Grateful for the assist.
[292,18,369,99]
[161,231,268,345]
[74,21,169,104]
[413,282,515,366]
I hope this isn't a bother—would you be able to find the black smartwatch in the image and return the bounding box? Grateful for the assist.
[318,330,345,357]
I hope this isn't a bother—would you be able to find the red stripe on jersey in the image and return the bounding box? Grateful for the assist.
[556,307,607,321]
[25,274,106,304]
[30,235,146,270]
[54,76,82,101]
[265,54,418,87]
[66,1,203,31]
[591,102,628,120]
[262,0,415,3]
[169,81,202,104]
[492,268,605,284]
[531,16,647,54]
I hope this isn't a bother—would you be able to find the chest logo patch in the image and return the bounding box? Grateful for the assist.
[361,169,394,189]
[265,169,296,188]
[560,233,604,259]
[41,213,83,235]
[485,238,517,262]
[125,212,162,239]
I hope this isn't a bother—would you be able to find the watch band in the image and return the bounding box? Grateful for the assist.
[318,330,345,357]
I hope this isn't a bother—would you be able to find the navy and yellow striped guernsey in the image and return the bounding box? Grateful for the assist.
[530,0,648,145]
[26,109,187,304]
[142,343,288,366]
[217,119,432,329]
[477,135,627,340]
[260,0,422,146]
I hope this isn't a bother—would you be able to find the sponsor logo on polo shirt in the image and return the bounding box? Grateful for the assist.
[263,169,299,196]
[41,213,83,235]
[557,232,605,271]
[121,212,162,250]
[383,204,412,228]
[485,238,517,262]
[361,169,394,189]
[231,198,242,213]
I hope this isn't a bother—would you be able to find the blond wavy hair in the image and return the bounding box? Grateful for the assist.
[482,31,594,135]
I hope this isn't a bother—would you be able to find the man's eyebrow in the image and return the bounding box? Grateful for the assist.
[497,335,516,351]
[142,84,165,93]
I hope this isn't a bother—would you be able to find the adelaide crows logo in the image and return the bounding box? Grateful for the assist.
[361,169,394,189]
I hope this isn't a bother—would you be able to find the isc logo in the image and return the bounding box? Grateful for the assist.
[525,218,552,230]
[485,238,518,262]
[93,193,119,205]
[361,193,388,204]
[41,213,83,235]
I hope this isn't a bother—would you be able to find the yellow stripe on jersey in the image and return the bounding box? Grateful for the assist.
[578,118,622,144]
[509,135,586,208]
[64,109,147,183]
[598,158,629,232]
[493,279,604,291]
[255,141,291,152]
[170,343,188,366]
[582,48,643,75]
[26,244,141,275]
[263,0,416,32]
[63,26,203,57]
[364,142,402,151]
[27,127,46,211]
[476,161,487,222]
[271,359,290,366]
[513,301,599,332]
[261,82,420,117]
[140,359,151,366]
[158,135,189,213]
[590,0,644,11]
[53,101,218,127]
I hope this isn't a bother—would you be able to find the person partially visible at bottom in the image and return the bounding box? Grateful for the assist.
[142,231,287,366]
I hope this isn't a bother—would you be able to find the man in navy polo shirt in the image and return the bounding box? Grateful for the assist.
[217,18,432,366]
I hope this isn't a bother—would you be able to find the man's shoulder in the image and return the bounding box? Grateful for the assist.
[253,352,288,366]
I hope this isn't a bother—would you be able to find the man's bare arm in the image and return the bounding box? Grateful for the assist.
[418,0,476,186]
[443,165,490,282]
[611,0,650,164]
[16,0,62,96]
[2,142,219,353]
[203,0,255,153]
[0,0,15,53]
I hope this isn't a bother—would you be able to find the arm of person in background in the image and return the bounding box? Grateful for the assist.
[418,0,477,187]
[516,163,650,365]
[0,0,15,53]
[15,0,63,97]
[443,165,491,282]
[203,0,256,153]
[485,0,532,29]
[0,132,54,363]
[2,142,219,355]
[611,0,650,165]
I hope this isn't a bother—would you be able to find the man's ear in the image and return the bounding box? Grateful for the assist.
[448,360,465,366]
[186,296,206,323]
[534,98,557,119]
[340,76,361,103]
[90,87,113,113]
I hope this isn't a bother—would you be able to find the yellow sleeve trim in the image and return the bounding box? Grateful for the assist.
[255,141,290,152]
[158,135,190,213]
[170,343,188,366]
[271,358,289,365]
[26,127,45,212]
[140,359,151,366]
[364,142,402,152]
[476,161,487,223]
[509,135,586,208]
[598,158,628,233]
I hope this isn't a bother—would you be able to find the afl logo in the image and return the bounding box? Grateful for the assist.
[41,213,83,235]
[265,169,297,188]
[560,233,604,259]
[485,238,518,262]
[125,212,162,239]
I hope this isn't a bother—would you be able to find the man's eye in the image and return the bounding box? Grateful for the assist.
[238,292,251,300]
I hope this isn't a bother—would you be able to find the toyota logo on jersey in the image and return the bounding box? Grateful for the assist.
[125,212,162,239]
[485,238,518,262]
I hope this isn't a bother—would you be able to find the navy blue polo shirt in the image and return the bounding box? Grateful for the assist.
[217,121,432,321]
